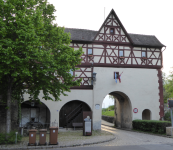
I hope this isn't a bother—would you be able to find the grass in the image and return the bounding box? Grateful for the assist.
[102,110,114,117]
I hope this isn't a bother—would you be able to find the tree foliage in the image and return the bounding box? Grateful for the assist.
[0,0,83,133]
[163,68,173,103]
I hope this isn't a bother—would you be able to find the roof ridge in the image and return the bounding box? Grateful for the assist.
[129,33,155,36]
[65,27,97,32]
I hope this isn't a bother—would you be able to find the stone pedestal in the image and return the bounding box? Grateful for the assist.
[166,127,173,136]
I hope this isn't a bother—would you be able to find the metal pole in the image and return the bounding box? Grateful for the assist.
[104,7,105,21]
[15,132,18,144]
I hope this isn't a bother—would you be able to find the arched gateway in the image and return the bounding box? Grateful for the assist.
[20,101,50,129]
[109,91,132,129]
[59,100,91,128]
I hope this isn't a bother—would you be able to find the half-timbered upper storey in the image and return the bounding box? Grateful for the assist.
[65,9,165,69]
[64,9,165,88]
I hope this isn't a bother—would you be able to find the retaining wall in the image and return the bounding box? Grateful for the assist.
[102,115,114,123]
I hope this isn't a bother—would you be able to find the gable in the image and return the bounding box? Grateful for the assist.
[94,9,132,44]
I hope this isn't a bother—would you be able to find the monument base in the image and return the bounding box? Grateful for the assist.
[166,127,173,136]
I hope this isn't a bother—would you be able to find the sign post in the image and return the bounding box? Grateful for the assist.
[166,98,173,136]
[171,108,173,127]
[168,98,173,127]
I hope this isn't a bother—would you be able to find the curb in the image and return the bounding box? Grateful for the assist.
[102,124,173,139]
[0,135,116,150]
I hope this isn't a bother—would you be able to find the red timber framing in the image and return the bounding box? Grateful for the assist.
[71,43,162,68]
[93,9,133,45]
[67,9,164,89]
[70,66,93,90]
[157,69,164,119]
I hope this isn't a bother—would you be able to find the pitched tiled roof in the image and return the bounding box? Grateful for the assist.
[64,28,165,47]
[128,33,165,47]
[64,28,97,41]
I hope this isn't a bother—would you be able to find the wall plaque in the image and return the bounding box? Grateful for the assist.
[95,104,100,110]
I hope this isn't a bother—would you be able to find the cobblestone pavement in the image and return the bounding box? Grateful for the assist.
[89,125,173,147]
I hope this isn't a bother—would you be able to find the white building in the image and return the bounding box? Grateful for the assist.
[22,9,165,130]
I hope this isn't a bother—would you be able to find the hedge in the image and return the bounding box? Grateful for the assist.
[132,120,171,134]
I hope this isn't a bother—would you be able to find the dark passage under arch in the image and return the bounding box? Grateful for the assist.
[59,100,91,128]
[142,109,151,120]
[109,91,132,129]
[21,101,50,129]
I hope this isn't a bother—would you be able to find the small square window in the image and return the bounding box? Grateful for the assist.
[110,28,114,34]
[142,51,146,57]
[69,69,73,76]
[114,72,119,79]
[88,49,93,55]
[119,50,124,57]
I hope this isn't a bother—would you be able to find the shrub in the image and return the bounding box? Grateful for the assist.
[0,131,22,144]
[164,110,171,121]
[108,105,114,111]
[132,120,171,134]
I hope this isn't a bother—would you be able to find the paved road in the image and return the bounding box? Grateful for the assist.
[46,124,173,150]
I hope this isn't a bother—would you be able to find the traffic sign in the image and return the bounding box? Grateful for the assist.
[133,108,138,113]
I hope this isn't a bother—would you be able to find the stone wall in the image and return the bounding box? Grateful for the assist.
[102,115,114,123]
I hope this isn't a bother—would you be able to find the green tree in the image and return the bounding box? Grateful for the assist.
[164,68,173,102]
[0,0,83,133]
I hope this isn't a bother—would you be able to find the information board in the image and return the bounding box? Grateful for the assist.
[85,122,91,132]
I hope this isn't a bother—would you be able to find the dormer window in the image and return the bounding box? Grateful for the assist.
[110,28,114,34]
[88,48,93,55]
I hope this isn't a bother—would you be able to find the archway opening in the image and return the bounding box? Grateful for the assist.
[102,91,132,129]
[20,101,50,129]
[59,100,91,128]
[142,109,151,120]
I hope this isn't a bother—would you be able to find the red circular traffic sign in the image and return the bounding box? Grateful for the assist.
[133,108,138,113]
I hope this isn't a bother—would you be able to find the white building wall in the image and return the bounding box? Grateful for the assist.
[23,90,93,127]
[23,68,160,130]
[92,67,160,130]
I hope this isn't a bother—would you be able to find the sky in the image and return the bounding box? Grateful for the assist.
[47,0,173,108]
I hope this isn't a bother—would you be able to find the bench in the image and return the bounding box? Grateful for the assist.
[72,123,83,130]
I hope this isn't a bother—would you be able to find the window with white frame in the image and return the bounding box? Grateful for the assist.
[88,48,93,55]
[119,50,124,57]
[142,51,146,57]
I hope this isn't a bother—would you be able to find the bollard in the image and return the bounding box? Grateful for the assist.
[21,127,23,136]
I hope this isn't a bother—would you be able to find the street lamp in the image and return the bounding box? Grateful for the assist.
[91,72,97,85]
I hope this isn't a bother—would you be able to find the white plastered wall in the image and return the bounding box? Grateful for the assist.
[23,90,93,127]
[92,67,160,130]
[23,67,160,130]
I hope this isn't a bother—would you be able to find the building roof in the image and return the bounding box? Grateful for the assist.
[64,28,165,47]
[64,28,97,41]
[128,33,165,47]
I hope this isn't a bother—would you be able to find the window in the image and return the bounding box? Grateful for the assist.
[110,28,114,34]
[69,69,73,76]
[88,48,93,55]
[142,51,146,57]
[119,50,124,57]
[114,72,119,79]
